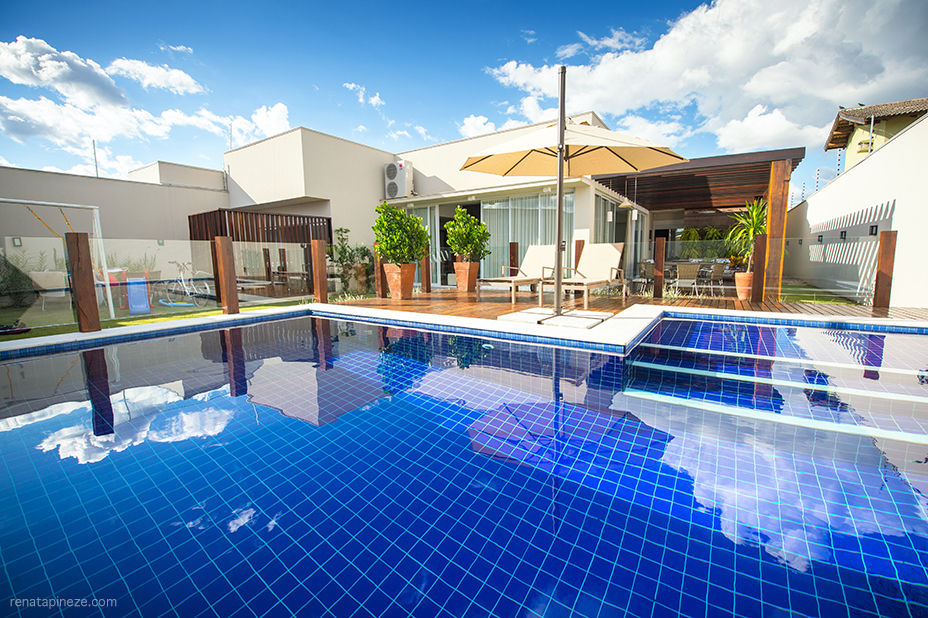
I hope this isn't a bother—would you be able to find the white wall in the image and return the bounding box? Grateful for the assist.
[785,114,928,307]
[224,128,395,245]
[0,166,228,240]
[129,161,226,191]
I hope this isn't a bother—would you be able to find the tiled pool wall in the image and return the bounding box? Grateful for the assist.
[3,303,927,363]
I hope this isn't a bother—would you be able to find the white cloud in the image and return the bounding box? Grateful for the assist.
[577,28,645,52]
[487,0,928,152]
[0,35,126,108]
[458,114,527,138]
[367,92,385,108]
[715,105,827,152]
[159,43,193,54]
[413,125,432,141]
[556,43,583,60]
[458,114,496,138]
[342,81,365,104]
[250,102,289,137]
[388,129,410,140]
[616,114,691,148]
[520,29,537,44]
[354,124,367,132]
[106,58,204,95]
[0,154,13,167]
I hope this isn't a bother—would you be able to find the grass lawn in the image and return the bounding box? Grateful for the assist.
[779,283,856,305]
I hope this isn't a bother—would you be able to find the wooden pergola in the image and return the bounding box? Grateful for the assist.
[594,147,805,300]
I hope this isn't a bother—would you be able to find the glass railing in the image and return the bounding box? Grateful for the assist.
[1,236,73,329]
[89,238,219,319]
[618,236,880,305]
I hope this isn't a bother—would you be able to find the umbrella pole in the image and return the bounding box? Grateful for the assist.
[553,65,566,316]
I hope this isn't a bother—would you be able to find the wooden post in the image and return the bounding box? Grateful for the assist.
[65,232,101,332]
[873,230,897,309]
[311,239,328,303]
[509,242,519,271]
[373,243,387,298]
[82,349,113,436]
[764,159,791,301]
[419,246,431,293]
[214,236,239,314]
[750,233,767,303]
[653,237,665,299]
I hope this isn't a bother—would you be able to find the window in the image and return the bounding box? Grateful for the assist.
[481,191,574,277]
[817,235,823,243]
[869,224,878,236]
[840,230,847,240]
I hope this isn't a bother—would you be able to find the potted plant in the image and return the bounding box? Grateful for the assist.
[443,206,491,292]
[372,202,430,299]
[725,198,767,300]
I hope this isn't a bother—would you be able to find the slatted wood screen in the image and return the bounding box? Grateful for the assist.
[188,209,332,244]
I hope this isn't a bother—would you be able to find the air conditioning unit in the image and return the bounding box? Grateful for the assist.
[384,160,414,200]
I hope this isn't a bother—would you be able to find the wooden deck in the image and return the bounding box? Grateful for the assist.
[338,288,928,321]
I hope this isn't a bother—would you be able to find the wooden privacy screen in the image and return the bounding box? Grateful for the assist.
[188,209,332,244]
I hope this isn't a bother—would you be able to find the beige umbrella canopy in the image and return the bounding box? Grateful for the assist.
[460,122,687,177]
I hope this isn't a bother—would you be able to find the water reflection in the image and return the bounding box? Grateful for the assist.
[9,315,928,583]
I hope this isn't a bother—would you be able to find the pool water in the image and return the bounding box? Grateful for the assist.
[1,316,927,616]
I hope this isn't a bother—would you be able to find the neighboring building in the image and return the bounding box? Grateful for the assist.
[1,111,803,288]
[787,112,928,307]
[824,97,928,171]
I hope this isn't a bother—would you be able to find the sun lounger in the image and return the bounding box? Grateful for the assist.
[538,243,626,310]
[475,244,554,303]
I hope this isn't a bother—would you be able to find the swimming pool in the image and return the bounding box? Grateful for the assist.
[2,314,927,616]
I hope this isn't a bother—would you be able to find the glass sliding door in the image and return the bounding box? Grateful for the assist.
[481,199,510,279]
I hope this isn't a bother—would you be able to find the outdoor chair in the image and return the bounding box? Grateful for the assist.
[29,271,70,311]
[704,262,727,295]
[475,244,554,303]
[672,262,701,294]
[631,261,654,295]
[539,242,626,310]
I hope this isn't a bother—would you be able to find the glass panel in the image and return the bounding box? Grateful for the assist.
[409,207,430,285]
[510,195,539,266]
[481,199,510,278]
[539,191,574,268]
[1,235,73,329]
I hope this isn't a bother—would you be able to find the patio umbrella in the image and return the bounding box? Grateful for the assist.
[460,66,687,314]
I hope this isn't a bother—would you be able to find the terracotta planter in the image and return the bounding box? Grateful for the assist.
[734,271,753,300]
[383,263,417,299]
[453,261,480,292]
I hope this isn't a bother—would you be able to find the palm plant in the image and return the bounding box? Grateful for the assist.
[725,198,767,271]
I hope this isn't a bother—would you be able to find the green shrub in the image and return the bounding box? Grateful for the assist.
[726,199,767,271]
[372,202,430,264]
[443,206,491,262]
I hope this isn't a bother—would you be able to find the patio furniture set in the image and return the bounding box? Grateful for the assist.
[475,242,627,309]
[630,259,732,295]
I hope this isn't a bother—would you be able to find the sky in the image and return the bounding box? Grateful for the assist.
[1,0,926,204]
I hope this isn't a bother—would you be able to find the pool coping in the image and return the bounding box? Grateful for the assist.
[2,302,927,361]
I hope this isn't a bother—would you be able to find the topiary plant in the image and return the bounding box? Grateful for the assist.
[372,202,430,264]
[443,206,491,262]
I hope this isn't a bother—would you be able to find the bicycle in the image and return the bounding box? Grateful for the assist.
[162,261,213,308]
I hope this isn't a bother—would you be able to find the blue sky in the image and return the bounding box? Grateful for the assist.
[1,0,926,203]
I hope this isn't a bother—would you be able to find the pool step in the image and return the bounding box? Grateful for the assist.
[617,388,928,446]
[625,348,928,437]
[628,345,928,401]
